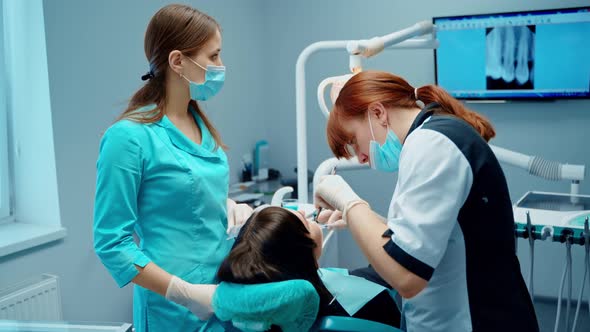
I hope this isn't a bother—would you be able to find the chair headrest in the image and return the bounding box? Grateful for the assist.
[212,279,320,332]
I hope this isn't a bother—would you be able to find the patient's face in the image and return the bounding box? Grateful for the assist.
[287,208,323,260]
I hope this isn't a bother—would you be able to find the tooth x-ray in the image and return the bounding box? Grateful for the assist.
[435,7,590,100]
[486,25,535,90]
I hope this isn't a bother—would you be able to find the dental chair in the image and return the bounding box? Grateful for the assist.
[313,316,401,332]
[200,279,402,332]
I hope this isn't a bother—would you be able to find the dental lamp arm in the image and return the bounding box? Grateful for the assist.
[346,20,436,58]
[347,37,438,73]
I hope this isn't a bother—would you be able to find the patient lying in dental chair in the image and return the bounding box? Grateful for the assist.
[215,205,401,330]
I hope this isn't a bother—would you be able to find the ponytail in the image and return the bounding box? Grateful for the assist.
[116,75,166,123]
[416,85,496,141]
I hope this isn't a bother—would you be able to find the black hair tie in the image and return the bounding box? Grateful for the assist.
[141,70,155,81]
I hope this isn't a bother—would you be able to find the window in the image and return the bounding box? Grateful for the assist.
[0,5,11,222]
[0,87,10,221]
[0,0,66,257]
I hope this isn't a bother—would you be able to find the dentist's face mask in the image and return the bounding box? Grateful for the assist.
[367,112,403,172]
[181,56,225,101]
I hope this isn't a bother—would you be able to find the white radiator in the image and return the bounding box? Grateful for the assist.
[0,274,62,320]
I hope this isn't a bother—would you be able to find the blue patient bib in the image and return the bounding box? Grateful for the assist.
[318,268,391,316]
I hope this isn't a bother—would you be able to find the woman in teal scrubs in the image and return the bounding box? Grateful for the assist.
[93,4,252,331]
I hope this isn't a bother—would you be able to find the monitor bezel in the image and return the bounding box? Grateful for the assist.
[433,6,590,101]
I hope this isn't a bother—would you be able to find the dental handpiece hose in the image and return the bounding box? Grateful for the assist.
[554,235,573,332]
[571,217,590,332]
[566,236,572,332]
[526,211,535,304]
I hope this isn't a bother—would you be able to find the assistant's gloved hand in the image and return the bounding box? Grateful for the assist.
[315,175,368,223]
[226,199,253,235]
[165,276,217,320]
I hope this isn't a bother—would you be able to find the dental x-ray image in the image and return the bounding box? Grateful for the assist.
[486,25,535,90]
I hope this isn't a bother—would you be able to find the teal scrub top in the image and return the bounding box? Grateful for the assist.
[93,105,233,332]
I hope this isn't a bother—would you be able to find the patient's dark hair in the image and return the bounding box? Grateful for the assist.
[217,206,332,316]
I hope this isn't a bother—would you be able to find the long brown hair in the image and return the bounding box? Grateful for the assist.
[217,207,333,316]
[327,70,495,158]
[117,4,226,149]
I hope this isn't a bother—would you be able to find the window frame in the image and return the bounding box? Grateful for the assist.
[0,0,66,257]
[0,6,12,223]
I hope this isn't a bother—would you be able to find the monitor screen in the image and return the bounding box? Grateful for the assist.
[434,7,590,100]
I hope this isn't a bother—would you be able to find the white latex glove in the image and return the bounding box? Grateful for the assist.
[315,175,363,212]
[315,175,369,224]
[226,199,253,234]
[317,209,346,230]
[165,276,217,321]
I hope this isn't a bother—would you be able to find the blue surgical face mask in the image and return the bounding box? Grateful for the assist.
[367,112,403,172]
[181,56,225,101]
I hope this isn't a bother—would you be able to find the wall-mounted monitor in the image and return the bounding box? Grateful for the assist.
[434,7,590,100]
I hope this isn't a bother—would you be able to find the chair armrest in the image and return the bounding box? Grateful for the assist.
[313,316,403,332]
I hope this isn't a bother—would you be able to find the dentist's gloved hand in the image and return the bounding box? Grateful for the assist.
[315,175,368,223]
[317,209,346,230]
[165,276,217,320]
[226,199,253,235]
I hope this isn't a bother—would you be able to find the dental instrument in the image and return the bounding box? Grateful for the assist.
[315,167,338,249]
[314,166,337,223]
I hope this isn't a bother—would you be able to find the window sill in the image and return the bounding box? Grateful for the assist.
[0,221,67,257]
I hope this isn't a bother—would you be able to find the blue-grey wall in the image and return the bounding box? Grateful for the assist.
[262,0,590,299]
[0,0,266,323]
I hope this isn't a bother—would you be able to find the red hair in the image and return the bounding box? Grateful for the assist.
[327,71,495,158]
